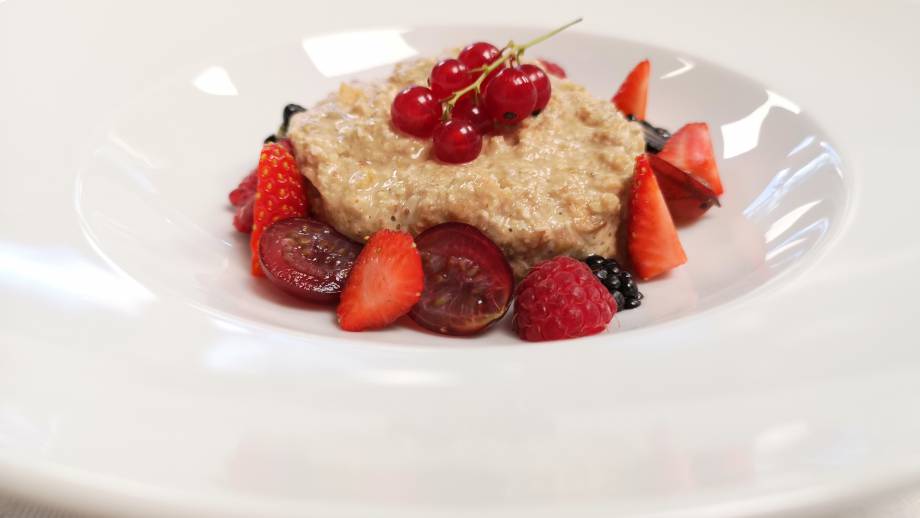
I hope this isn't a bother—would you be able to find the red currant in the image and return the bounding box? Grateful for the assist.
[429,59,473,101]
[482,67,537,125]
[391,85,442,138]
[458,42,501,71]
[451,94,493,135]
[432,120,482,164]
[519,64,551,115]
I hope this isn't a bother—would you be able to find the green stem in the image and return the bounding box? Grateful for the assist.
[442,17,583,111]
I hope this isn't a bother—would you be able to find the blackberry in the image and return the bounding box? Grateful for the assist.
[584,255,643,311]
[264,134,279,144]
[626,114,671,154]
[281,103,306,134]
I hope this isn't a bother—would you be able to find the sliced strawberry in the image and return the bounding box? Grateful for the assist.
[337,230,424,331]
[250,142,307,276]
[658,122,723,196]
[647,153,720,223]
[628,154,688,280]
[537,59,567,79]
[612,60,650,120]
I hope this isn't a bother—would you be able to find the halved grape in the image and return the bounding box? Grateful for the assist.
[410,222,514,336]
[258,217,362,303]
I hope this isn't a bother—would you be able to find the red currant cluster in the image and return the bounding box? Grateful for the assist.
[390,19,580,164]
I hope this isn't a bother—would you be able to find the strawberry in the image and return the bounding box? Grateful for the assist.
[628,154,688,280]
[658,122,723,196]
[612,59,650,120]
[537,58,567,79]
[250,142,307,276]
[337,230,424,331]
[647,153,720,223]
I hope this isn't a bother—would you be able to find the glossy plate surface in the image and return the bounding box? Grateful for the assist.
[1,1,919,517]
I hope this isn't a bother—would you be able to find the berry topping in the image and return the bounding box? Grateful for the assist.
[657,122,724,195]
[626,114,671,154]
[432,119,483,164]
[337,230,424,331]
[584,255,644,311]
[451,94,493,134]
[628,155,687,280]
[513,256,617,342]
[429,59,474,101]
[482,66,537,124]
[250,142,308,276]
[229,168,258,207]
[458,42,502,72]
[258,218,362,303]
[410,223,514,336]
[647,153,720,223]
[281,103,306,134]
[612,59,650,120]
[537,59,567,79]
[519,63,551,115]
[391,85,442,138]
[233,197,254,233]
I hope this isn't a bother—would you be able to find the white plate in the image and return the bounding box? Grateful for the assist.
[2,1,919,517]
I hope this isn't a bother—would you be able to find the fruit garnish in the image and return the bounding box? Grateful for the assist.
[658,122,723,195]
[233,197,254,233]
[626,114,671,154]
[391,85,442,138]
[612,59,650,120]
[409,223,514,336]
[518,63,551,115]
[228,168,257,207]
[537,58,566,79]
[258,217,362,303]
[457,42,503,91]
[647,153,720,223]
[390,18,582,165]
[250,142,308,276]
[432,119,483,164]
[628,154,687,280]
[451,94,493,134]
[429,59,474,101]
[281,103,305,135]
[336,230,424,331]
[584,255,643,311]
[482,67,537,124]
[513,256,617,342]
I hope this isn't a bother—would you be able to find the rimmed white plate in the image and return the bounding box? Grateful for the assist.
[2,1,919,517]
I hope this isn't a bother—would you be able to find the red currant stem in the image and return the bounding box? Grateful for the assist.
[515,17,582,59]
[443,18,582,110]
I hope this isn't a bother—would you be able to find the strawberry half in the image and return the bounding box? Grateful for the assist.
[647,153,720,223]
[628,154,688,280]
[250,142,307,276]
[658,122,723,196]
[337,230,424,331]
[537,58,567,79]
[612,59,650,120]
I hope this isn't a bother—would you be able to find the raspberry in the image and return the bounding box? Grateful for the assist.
[512,256,617,342]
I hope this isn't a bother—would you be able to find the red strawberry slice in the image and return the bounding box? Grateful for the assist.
[647,153,721,223]
[250,142,308,276]
[337,230,424,331]
[628,154,688,280]
[537,59,567,79]
[232,197,255,233]
[612,59,650,120]
[658,122,723,196]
